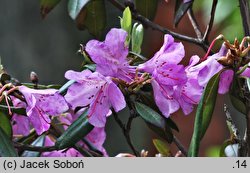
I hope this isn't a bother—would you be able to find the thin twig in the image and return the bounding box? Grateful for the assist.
[187,9,203,40]
[203,0,218,41]
[173,135,188,156]
[112,109,139,156]
[107,0,209,51]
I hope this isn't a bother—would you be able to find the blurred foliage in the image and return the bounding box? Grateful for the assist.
[193,0,243,42]
[205,145,221,157]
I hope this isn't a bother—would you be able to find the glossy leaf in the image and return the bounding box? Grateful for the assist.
[0,127,18,157]
[188,70,222,157]
[58,80,75,95]
[135,102,173,143]
[135,102,165,129]
[81,0,106,37]
[68,0,91,20]
[55,109,94,149]
[0,112,12,138]
[146,122,173,143]
[132,23,144,54]
[229,94,247,115]
[40,0,62,18]
[174,0,193,27]
[153,139,171,156]
[21,135,45,157]
[135,0,159,20]
[229,76,247,115]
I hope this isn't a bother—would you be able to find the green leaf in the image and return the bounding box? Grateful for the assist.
[135,0,159,20]
[40,0,62,18]
[0,112,12,138]
[229,76,247,115]
[188,70,223,157]
[21,135,45,157]
[0,127,18,157]
[229,94,247,115]
[58,80,75,95]
[78,0,106,37]
[68,0,91,20]
[55,109,94,149]
[120,7,132,37]
[135,102,165,129]
[135,102,173,143]
[132,23,144,54]
[83,64,96,72]
[174,0,193,27]
[153,139,171,156]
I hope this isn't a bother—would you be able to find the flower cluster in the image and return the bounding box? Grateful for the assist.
[3,27,250,157]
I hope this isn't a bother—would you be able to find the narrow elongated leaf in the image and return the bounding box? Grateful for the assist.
[229,76,247,114]
[174,0,193,27]
[0,127,18,157]
[188,70,223,157]
[153,139,171,156]
[135,102,165,128]
[58,80,75,95]
[135,0,159,20]
[83,0,106,37]
[68,0,91,20]
[229,94,247,115]
[21,135,45,157]
[0,112,12,138]
[55,110,94,149]
[135,102,173,143]
[40,0,62,18]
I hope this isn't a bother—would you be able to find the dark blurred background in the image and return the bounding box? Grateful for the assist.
[0,0,246,156]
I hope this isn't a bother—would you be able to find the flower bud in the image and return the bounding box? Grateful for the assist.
[30,71,39,84]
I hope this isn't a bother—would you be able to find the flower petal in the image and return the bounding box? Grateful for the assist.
[107,82,126,112]
[152,79,179,118]
[104,28,128,61]
[218,70,234,94]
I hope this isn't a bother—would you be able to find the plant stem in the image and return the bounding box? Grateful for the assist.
[173,135,188,156]
[107,0,209,51]
[203,0,218,41]
[187,9,203,40]
[112,109,139,156]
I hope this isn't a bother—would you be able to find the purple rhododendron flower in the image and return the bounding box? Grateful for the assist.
[138,34,201,117]
[187,45,250,94]
[138,34,184,73]
[11,96,31,136]
[17,86,69,135]
[86,28,135,82]
[64,69,126,127]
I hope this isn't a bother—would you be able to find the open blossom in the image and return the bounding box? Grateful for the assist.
[138,34,202,117]
[64,69,126,127]
[187,45,250,94]
[86,28,135,82]
[16,86,69,135]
